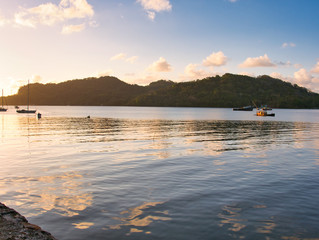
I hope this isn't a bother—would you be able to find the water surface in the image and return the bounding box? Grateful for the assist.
[1,107,319,239]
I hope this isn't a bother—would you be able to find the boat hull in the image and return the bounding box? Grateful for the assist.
[17,109,36,114]
[233,106,253,111]
[256,111,275,117]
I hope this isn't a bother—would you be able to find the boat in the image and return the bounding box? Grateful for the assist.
[17,109,37,113]
[260,105,272,111]
[0,89,7,112]
[256,109,275,117]
[16,80,36,114]
[233,106,253,111]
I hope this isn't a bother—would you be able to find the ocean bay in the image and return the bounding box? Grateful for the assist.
[1,106,319,239]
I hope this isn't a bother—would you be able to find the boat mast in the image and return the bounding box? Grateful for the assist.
[27,79,30,111]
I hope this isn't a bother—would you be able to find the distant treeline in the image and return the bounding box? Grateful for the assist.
[5,73,319,108]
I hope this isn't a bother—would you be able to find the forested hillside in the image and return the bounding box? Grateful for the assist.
[5,74,319,108]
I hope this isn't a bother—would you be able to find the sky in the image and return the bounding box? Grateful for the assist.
[1,0,319,95]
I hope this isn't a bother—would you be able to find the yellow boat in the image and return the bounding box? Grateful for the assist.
[256,109,275,117]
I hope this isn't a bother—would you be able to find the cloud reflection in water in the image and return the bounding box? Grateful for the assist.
[1,171,93,217]
[108,201,171,235]
[218,203,276,237]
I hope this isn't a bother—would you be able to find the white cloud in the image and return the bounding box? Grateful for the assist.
[270,72,287,80]
[137,0,172,20]
[147,11,156,21]
[239,72,256,77]
[203,51,228,67]
[239,54,276,68]
[126,56,139,64]
[8,78,27,95]
[60,0,94,19]
[311,61,319,74]
[137,0,172,12]
[124,73,159,85]
[6,75,43,95]
[147,57,172,72]
[276,61,292,67]
[293,68,319,92]
[89,20,98,28]
[282,42,296,48]
[31,75,42,83]
[271,70,319,93]
[61,23,85,34]
[0,13,9,26]
[110,53,127,61]
[14,0,94,30]
[7,75,43,94]
[124,73,136,77]
[183,63,213,79]
[95,69,113,77]
[110,53,138,64]
[15,11,37,28]
[229,0,238,2]
[294,63,303,69]
[294,68,313,85]
[15,3,62,27]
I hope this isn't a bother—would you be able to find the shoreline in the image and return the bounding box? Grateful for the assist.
[0,202,56,240]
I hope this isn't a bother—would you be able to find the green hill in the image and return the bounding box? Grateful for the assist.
[7,76,145,106]
[5,74,319,108]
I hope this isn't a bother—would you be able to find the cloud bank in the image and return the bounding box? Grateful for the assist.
[271,68,319,93]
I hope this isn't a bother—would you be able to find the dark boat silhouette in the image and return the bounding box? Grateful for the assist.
[0,89,7,112]
[233,106,253,111]
[17,80,36,114]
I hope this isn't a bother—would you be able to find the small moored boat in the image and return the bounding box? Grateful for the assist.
[0,89,7,112]
[17,80,36,114]
[233,106,253,111]
[256,109,275,117]
[260,105,272,111]
[17,109,37,114]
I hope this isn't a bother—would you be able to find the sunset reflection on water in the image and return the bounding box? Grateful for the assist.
[1,108,319,240]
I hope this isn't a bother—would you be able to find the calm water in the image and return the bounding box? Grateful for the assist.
[1,106,319,240]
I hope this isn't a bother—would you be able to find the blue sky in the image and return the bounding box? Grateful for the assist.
[1,0,319,95]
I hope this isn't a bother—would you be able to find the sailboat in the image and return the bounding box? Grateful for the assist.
[0,89,7,112]
[16,80,36,114]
